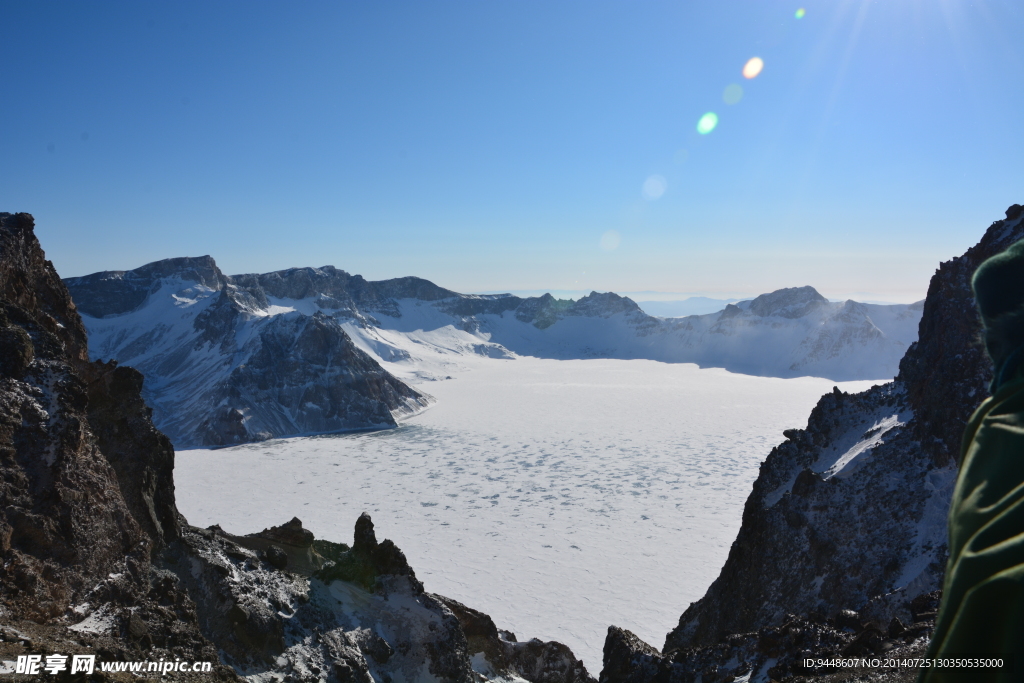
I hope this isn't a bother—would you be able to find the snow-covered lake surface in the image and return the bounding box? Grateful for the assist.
[175,356,878,673]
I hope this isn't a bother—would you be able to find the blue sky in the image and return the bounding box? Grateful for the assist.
[2,0,1022,302]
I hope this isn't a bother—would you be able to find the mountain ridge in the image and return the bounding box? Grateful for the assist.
[66,260,923,447]
[67,257,432,448]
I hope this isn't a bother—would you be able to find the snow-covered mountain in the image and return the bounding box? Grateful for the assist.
[339,283,919,381]
[65,259,921,448]
[64,258,430,448]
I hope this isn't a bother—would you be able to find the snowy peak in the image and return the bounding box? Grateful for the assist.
[675,286,916,376]
[513,291,644,329]
[746,285,828,318]
[64,255,227,318]
[370,275,461,303]
[129,254,226,288]
[243,264,358,300]
[514,293,574,329]
[185,309,426,447]
[236,268,464,318]
[570,291,643,317]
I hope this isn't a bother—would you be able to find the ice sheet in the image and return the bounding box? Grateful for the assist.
[175,356,876,672]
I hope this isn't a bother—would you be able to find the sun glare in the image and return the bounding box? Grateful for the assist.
[742,57,764,79]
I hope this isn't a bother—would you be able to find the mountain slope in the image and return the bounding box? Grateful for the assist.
[65,261,429,447]
[325,283,920,381]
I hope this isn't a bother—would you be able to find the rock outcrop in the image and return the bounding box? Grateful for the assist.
[601,598,940,683]
[0,212,235,679]
[172,514,596,683]
[598,205,1024,682]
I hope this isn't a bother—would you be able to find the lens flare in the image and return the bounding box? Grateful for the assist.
[642,175,667,200]
[599,230,621,251]
[795,8,806,19]
[742,57,764,79]
[723,84,743,105]
[696,112,718,135]
[673,148,689,165]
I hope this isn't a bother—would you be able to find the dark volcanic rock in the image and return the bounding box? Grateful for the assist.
[78,359,180,549]
[0,212,146,619]
[600,627,662,683]
[177,513,594,683]
[0,213,89,361]
[601,612,933,683]
[0,213,236,679]
[440,595,596,683]
[316,512,421,593]
[897,211,1024,466]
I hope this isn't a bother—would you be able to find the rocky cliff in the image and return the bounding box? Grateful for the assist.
[0,212,233,679]
[0,212,594,682]
[599,204,1024,682]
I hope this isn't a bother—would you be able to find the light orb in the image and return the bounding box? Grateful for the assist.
[599,230,621,251]
[642,175,667,200]
[742,57,764,79]
[696,112,718,135]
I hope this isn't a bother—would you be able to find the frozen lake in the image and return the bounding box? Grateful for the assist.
[175,356,877,673]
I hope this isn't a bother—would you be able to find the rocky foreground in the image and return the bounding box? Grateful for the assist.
[0,213,592,682]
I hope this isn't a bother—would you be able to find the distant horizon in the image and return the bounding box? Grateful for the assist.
[477,288,924,305]
[36,229,954,304]
[56,243,925,305]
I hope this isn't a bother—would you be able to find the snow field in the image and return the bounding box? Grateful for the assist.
[175,356,877,673]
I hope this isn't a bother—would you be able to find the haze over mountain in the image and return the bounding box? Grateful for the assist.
[633,297,742,318]
[67,258,921,448]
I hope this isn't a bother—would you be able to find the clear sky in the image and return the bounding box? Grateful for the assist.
[2,1,1023,302]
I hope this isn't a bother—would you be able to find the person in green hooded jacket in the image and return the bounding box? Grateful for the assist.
[919,237,1024,683]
